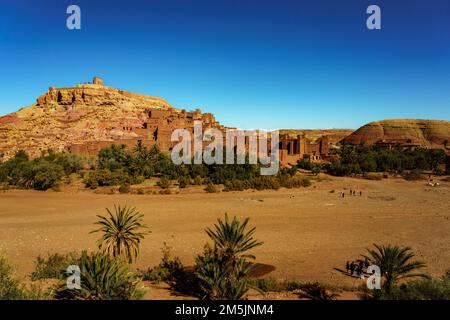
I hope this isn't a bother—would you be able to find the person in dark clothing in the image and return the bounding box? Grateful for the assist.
[346,261,350,273]
[365,257,369,269]
[360,191,362,196]
[350,261,355,275]
[358,261,364,275]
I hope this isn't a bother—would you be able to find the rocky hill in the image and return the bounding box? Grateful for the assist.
[0,77,185,160]
[343,119,450,150]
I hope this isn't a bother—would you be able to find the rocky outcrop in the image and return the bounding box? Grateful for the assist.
[343,119,450,150]
[0,78,223,160]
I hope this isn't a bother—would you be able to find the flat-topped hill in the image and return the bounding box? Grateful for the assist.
[343,119,450,149]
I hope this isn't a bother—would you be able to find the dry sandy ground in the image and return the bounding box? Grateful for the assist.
[1,176,450,299]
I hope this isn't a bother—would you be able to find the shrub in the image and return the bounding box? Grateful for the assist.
[311,164,322,175]
[299,177,312,187]
[31,252,80,281]
[223,179,249,191]
[363,172,383,180]
[193,176,203,185]
[0,255,51,300]
[402,170,423,181]
[0,150,85,191]
[296,159,313,170]
[178,176,190,188]
[32,161,66,190]
[361,274,450,300]
[0,255,26,299]
[157,176,171,189]
[204,183,218,193]
[119,184,131,194]
[54,251,144,300]
[297,282,341,300]
[160,188,172,195]
[139,243,186,284]
[250,278,286,292]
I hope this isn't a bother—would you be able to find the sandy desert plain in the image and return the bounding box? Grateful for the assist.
[1,174,449,299]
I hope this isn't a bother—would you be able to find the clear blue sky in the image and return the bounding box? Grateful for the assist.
[1,0,449,129]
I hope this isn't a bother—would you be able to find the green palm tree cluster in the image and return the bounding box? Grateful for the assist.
[205,213,263,262]
[91,205,150,263]
[196,213,263,300]
[55,251,143,300]
[365,244,429,294]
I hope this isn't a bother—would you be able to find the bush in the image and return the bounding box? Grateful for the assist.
[402,170,423,181]
[204,183,218,193]
[363,172,383,180]
[193,176,203,185]
[223,179,249,191]
[157,176,171,189]
[31,252,80,281]
[83,169,142,188]
[54,251,143,300]
[178,176,190,188]
[160,188,172,195]
[296,159,313,170]
[119,184,131,194]
[139,243,186,284]
[361,276,450,300]
[0,150,87,191]
[326,144,446,177]
[250,278,287,292]
[1,255,51,300]
[0,255,26,299]
[297,281,341,300]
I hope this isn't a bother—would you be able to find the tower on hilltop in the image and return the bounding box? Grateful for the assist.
[92,76,104,86]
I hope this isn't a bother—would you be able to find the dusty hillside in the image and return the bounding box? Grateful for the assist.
[0,80,177,160]
[343,119,450,149]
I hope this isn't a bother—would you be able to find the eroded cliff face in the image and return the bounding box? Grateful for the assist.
[343,119,450,149]
[0,80,207,160]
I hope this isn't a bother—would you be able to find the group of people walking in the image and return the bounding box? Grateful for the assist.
[339,189,362,198]
[346,257,370,279]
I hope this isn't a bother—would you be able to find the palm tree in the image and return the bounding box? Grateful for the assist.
[205,213,263,262]
[365,244,429,293]
[133,140,149,162]
[91,205,149,263]
[55,251,143,300]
